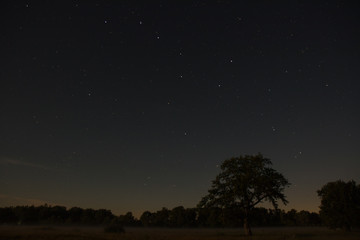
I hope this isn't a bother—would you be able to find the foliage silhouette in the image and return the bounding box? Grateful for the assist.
[318,180,360,230]
[198,153,290,235]
[0,205,320,228]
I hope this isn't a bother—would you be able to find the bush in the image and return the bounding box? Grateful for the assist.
[104,223,125,233]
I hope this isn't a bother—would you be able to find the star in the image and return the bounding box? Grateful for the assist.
[2,1,358,220]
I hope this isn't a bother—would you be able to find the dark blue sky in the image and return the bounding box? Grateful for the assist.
[1,1,359,216]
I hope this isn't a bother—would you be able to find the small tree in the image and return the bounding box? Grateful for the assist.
[140,211,154,227]
[317,180,360,230]
[119,212,136,226]
[198,154,290,236]
[153,208,170,227]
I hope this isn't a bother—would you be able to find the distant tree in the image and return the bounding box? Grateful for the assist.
[225,207,244,227]
[153,208,170,227]
[295,210,321,226]
[94,209,113,225]
[250,207,270,226]
[283,209,297,226]
[81,208,97,225]
[294,210,320,226]
[118,212,136,226]
[317,180,360,230]
[198,154,290,235]
[308,212,321,226]
[196,207,210,227]
[14,206,39,224]
[206,207,223,227]
[184,208,197,227]
[169,206,186,227]
[0,207,17,224]
[0,205,123,226]
[68,207,83,223]
[49,205,68,224]
[140,211,154,227]
[294,210,309,226]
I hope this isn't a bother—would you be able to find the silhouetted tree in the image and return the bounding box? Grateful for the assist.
[169,206,186,227]
[250,207,269,226]
[68,207,83,224]
[222,207,242,227]
[153,208,170,227]
[207,207,223,227]
[184,208,197,227]
[196,207,210,227]
[198,154,290,235]
[81,208,97,225]
[140,211,154,227]
[283,209,297,226]
[0,204,322,228]
[318,180,360,230]
[295,210,320,226]
[118,212,136,226]
[267,208,283,226]
[0,207,17,224]
[94,209,113,225]
[0,205,121,226]
[49,205,67,224]
[308,212,321,226]
[14,206,38,224]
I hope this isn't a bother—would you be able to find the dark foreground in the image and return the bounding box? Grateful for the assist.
[0,226,359,240]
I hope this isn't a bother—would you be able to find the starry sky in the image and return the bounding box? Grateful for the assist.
[1,1,359,216]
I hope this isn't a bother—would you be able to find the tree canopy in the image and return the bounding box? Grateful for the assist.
[198,153,290,235]
[318,180,360,230]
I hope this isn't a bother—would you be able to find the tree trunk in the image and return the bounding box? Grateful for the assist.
[243,208,252,236]
[243,217,252,236]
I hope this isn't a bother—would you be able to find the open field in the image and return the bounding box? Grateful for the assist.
[0,226,359,240]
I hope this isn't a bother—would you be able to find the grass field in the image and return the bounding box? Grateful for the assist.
[0,226,359,240]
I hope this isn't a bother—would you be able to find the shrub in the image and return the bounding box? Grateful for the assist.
[104,223,125,233]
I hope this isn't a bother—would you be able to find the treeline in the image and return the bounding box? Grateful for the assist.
[140,207,321,227]
[0,205,320,227]
[0,205,138,226]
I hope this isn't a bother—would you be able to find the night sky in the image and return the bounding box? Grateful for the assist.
[1,1,359,216]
